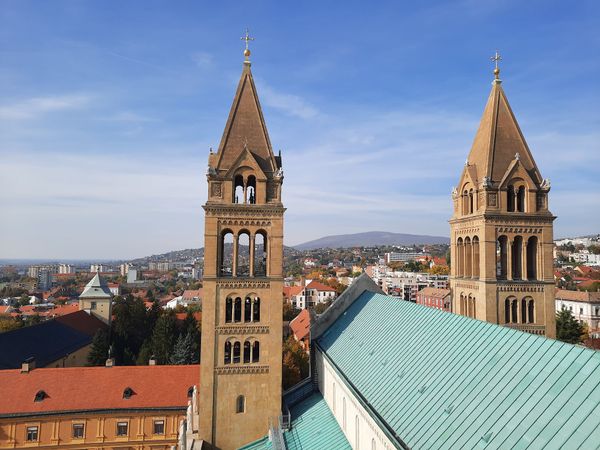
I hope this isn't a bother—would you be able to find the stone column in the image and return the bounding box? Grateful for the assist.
[507,239,513,281]
[249,234,255,277]
[232,234,238,277]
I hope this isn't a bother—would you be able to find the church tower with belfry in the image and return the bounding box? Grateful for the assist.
[449,53,556,338]
[198,31,285,450]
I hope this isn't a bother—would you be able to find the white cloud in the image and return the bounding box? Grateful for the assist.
[260,84,320,119]
[191,51,214,68]
[0,94,91,120]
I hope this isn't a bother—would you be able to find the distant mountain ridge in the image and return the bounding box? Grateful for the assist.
[293,231,449,250]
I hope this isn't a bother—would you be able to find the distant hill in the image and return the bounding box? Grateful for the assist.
[293,231,449,250]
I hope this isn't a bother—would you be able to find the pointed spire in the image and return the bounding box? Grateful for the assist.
[214,32,277,175]
[80,272,112,298]
[463,56,543,186]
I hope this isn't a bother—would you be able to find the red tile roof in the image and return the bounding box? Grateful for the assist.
[0,365,199,417]
[305,280,336,292]
[417,287,451,299]
[284,286,304,299]
[290,309,310,342]
[55,310,107,336]
[182,289,203,301]
[555,289,600,302]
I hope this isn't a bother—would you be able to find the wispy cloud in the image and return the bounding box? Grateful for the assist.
[260,84,320,119]
[191,51,214,69]
[0,94,91,120]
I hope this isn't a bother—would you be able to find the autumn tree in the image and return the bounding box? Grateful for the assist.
[282,336,309,389]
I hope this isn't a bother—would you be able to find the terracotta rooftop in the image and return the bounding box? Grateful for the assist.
[0,365,199,417]
[289,309,311,342]
[305,280,336,292]
[284,286,304,299]
[555,289,600,303]
[417,287,451,298]
[182,289,203,301]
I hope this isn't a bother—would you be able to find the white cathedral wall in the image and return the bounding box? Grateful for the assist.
[315,348,397,450]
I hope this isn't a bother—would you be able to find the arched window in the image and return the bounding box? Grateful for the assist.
[469,189,474,214]
[504,298,510,323]
[253,297,260,322]
[472,236,480,279]
[236,395,245,413]
[460,294,466,315]
[244,297,252,322]
[243,341,251,363]
[234,297,242,323]
[497,236,508,279]
[234,175,244,204]
[456,238,464,277]
[233,342,241,364]
[517,186,525,212]
[247,175,256,204]
[512,236,523,280]
[343,397,347,431]
[507,185,515,212]
[511,299,518,323]
[464,237,472,278]
[252,341,260,363]
[220,230,234,277]
[254,231,267,276]
[225,297,232,323]
[527,297,535,323]
[527,236,538,280]
[462,190,468,215]
[521,298,527,324]
[224,341,232,365]
[355,415,360,450]
[237,232,250,277]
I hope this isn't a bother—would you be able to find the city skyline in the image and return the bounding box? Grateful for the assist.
[1,1,599,259]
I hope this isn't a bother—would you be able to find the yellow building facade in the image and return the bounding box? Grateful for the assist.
[449,65,556,337]
[198,46,284,450]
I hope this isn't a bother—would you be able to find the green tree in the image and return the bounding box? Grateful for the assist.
[170,331,195,364]
[150,310,177,364]
[87,329,109,366]
[314,300,332,314]
[556,309,584,344]
[182,311,201,363]
[136,339,153,365]
[0,316,22,333]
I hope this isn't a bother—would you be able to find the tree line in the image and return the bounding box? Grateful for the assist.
[87,295,201,366]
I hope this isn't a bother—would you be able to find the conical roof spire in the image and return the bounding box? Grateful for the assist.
[213,31,278,175]
[463,56,543,186]
[80,272,112,298]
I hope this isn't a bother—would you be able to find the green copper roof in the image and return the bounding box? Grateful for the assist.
[317,291,600,450]
[239,392,350,450]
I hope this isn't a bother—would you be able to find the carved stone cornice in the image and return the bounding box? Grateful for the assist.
[497,284,547,293]
[216,279,271,290]
[215,365,269,375]
[451,280,481,290]
[216,325,270,335]
[495,226,542,234]
[218,218,272,227]
[203,204,285,217]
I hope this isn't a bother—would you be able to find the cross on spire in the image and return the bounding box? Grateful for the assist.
[490,50,502,79]
[241,28,255,60]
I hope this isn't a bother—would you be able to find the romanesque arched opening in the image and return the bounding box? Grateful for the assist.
[234,174,244,204]
[517,186,526,212]
[464,237,472,278]
[234,297,242,323]
[220,230,234,277]
[527,236,538,280]
[225,297,232,323]
[254,231,267,277]
[243,341,251,363]
[512,236,523,280]
[472,236,480,279]
[457,238,464,277]
[247,175,256,204]
[237,231,250,277]
[507,185,515,212]
[527,298,535,323]
[252,341,260,363]
[497,236,508,280]
[253,297,260,322]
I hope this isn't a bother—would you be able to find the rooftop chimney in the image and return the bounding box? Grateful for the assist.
[105,357,115,367]
[149,355,157,366]
[21,357,36,373]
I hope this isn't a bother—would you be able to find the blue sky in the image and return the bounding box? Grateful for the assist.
[1,0,599,259]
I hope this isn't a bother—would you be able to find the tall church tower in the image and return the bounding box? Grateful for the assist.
[449,56,556,338]
[199,36,285,450]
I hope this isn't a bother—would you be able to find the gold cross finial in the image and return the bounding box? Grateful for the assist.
[241,28,255,60]
[491,50,502,79]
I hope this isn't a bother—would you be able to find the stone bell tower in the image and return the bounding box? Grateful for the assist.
[449,53,556,338]
[198,33,285,450]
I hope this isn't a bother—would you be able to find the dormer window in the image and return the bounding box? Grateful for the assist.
[34,390,47,402]
[123,387,134,399]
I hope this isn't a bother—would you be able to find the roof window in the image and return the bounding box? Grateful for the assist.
[123,387,134,399]
[34,390,47,402]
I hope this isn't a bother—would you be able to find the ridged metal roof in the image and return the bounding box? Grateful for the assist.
[239,392,350,450]
[317,291,600,449]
